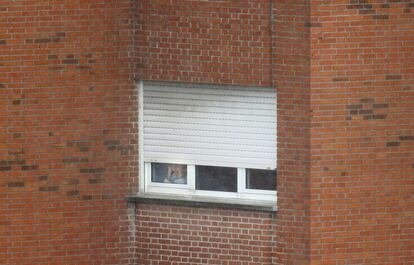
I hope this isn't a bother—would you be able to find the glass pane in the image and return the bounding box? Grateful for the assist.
[196,165,237,192]
[246,169,276,191]
[151,163,187,184]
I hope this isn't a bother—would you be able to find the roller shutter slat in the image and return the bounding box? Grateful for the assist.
[144,109,276,122]
[145,133,275,147]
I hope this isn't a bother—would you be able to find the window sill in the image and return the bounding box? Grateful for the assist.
[126,193,277,212]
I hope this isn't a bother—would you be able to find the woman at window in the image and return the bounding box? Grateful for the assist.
[164,164,186,184]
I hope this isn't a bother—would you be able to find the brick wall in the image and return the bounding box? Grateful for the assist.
[0,1,137,264]
[135,204,275,265]
[2,0,413,264]
[135,0,273,86]
[310,1,414,264]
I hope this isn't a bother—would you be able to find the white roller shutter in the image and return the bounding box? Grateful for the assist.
[141,81,277,170]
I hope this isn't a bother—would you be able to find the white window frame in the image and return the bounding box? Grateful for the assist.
[138,81,277,205]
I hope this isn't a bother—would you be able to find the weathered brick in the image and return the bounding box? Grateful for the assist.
[373,14,389,19]
[8,160,25,165]
[81,195,93,200]
[0,166,12,171]
[34,38,52,44]
[66,178,80,185]
[305,22,322,27]
[386,141,400,147]
[386,74,402,80]
[372,114,387,120]
[39,186,59,192]
[332,77,349,82]
[80,168,106,174]
[360,98,375,103]
[7,182,25,188]
[22,165,38,171]
[373,103,389,109]
[89,178,105,184]
[103,140,120,146]
[66,190,80,196]
[62,59,78,64]
[62,157,85,164]
[38,175,48,181]
[399,136,414,141]
[347,104,363,110]
[359,109,374,115]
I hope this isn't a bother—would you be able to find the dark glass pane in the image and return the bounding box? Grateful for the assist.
[196,165,237,192]
[246,169,276,190]
[151,163,187,184]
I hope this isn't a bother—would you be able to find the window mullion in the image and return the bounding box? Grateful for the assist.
[144,162,151,192]
[188,164,196,192]
[237,168,246,196]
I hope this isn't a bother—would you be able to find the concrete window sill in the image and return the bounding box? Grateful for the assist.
[126,193,277,212]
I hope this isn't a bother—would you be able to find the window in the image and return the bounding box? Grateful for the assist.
[139,81,277,204]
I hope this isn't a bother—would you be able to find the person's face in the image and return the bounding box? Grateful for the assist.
[170,164,183,177]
